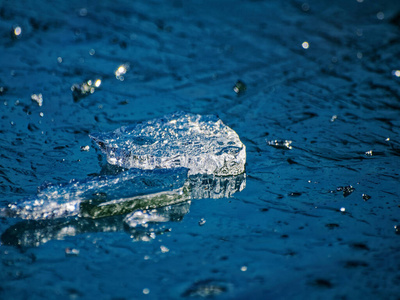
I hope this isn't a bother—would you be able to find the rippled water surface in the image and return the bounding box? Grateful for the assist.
[1,0,400,299]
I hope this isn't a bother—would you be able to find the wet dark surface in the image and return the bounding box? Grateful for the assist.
[1,0,400,299]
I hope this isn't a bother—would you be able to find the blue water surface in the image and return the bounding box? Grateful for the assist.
[1,0,400,299]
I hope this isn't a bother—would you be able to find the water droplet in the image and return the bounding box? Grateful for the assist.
[233,80,246,94]
[12,25,22,39]
[302,41,309,49]
[362,194,371,201]
[267,140,292,150]
[71,79,101,101]
[377,11,385,20]
[65,248,80,256]
[115,63,129,81]
[301,3,310,12]
[160,245,169,253]
[79,8,88,17]
[336,186,355,197]
[393,70,400,78]
[31,94,43,107]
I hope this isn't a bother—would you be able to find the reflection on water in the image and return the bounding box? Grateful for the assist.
[1,173,246,247]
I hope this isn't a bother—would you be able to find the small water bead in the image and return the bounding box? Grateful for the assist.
[115,63,129,81]
[71,79,101,101]
[301,3,310,12]
[65,248,79,256]
[267,140,292,150]
[160,245,169,253]
[336,186,355,197]
[233,80,246,94]
[31,94,43,106]
[392,70,400,77]
[143,288,150,295]
[362,194,371,201]
[11,25,22,39]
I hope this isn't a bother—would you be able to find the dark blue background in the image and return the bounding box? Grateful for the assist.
[1,0,400,299]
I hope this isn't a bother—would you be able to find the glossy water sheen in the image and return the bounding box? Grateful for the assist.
[1,0,400,299]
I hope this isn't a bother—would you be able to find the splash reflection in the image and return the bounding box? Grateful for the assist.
[1,173,245,247]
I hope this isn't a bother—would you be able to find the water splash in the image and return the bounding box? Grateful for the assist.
[90,112,246,176]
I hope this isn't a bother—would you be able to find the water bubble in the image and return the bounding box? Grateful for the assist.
[365,150,373,156]
[377,12,384,20]
[330,115,337,122]
[80,145,90,152]
[240,266,247,272]
[301,3,310,12]
[395,225,400,235]
[198,218,206,226]
[79,8,88,17]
